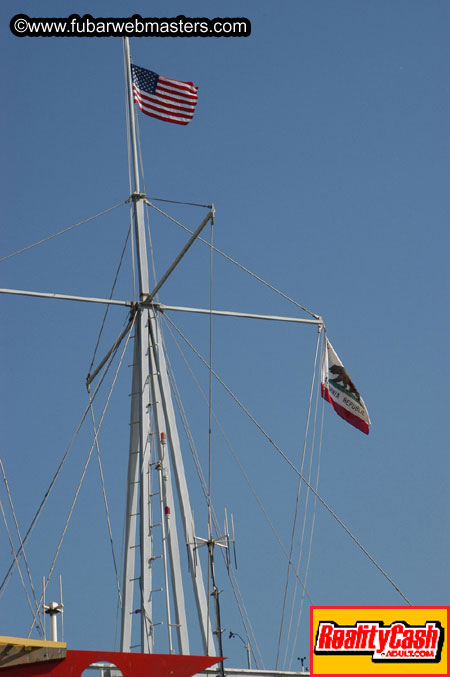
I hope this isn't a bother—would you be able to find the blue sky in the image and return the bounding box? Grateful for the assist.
[0,0,449,671]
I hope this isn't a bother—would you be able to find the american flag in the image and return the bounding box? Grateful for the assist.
[131,64,198,126]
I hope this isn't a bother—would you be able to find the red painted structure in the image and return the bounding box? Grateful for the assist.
[2,650,220,677]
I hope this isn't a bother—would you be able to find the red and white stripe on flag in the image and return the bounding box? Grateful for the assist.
[131,64,198,126]
[321,337,371,434]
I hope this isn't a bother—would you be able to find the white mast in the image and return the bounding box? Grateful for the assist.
[120,37,215,655]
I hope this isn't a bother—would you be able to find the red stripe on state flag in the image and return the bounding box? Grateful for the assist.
[321,337,371,435]
[321,384,370,434]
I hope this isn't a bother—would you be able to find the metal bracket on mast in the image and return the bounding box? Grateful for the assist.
[127,191,147,203]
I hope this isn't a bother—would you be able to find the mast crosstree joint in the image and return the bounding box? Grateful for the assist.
[128,191,147,203]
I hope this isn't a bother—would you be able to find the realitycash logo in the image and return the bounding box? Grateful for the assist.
[310,607,449,676]
[315,620,443,662]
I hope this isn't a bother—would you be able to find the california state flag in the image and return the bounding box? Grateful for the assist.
[321,338,371,434]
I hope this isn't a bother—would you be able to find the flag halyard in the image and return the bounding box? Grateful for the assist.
[131,64,198,125]
[321,338,371,434]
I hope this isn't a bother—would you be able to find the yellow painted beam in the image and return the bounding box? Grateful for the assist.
[0,636,66,649]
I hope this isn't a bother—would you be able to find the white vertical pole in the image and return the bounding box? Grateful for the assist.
[121,37,152,653]
[149,313,216,654]
[138,309,153,652]
[121,37,213,656]
[49,610,58,642]
[148,310,190,654]
[121,335,141,651]
[156,441,173,653]
[44,602,62,642]
[123,37,149,297]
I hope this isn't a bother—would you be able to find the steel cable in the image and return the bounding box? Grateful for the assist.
[162,313,412,606]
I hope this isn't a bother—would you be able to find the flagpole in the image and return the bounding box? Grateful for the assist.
[123,37,149,296]
[121,36,153,653]
[120,40,215,656]
[123,37,142,200]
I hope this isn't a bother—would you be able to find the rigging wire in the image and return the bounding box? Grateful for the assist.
[0,386,96,597]
[163,337,264,669]
[283,335,324,667]
[88,402,123,608]
[227,566,264,668]
[27,316,134,637]
[161,313,412,606]
[88,226,131,376]
[163,318,323,667]
[276,330,321,669]
[163,317,316,604]
[145,200,320,320]
[0,458,42,631]
[146,196,212,208]
[288,397,325,670]
[208,217,214,530]
[0,202,126,264]
[0,493,43,636]
[206,216,215,655]
[0,317,126,601]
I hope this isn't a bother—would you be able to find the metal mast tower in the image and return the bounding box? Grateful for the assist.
[120,38,215,655]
